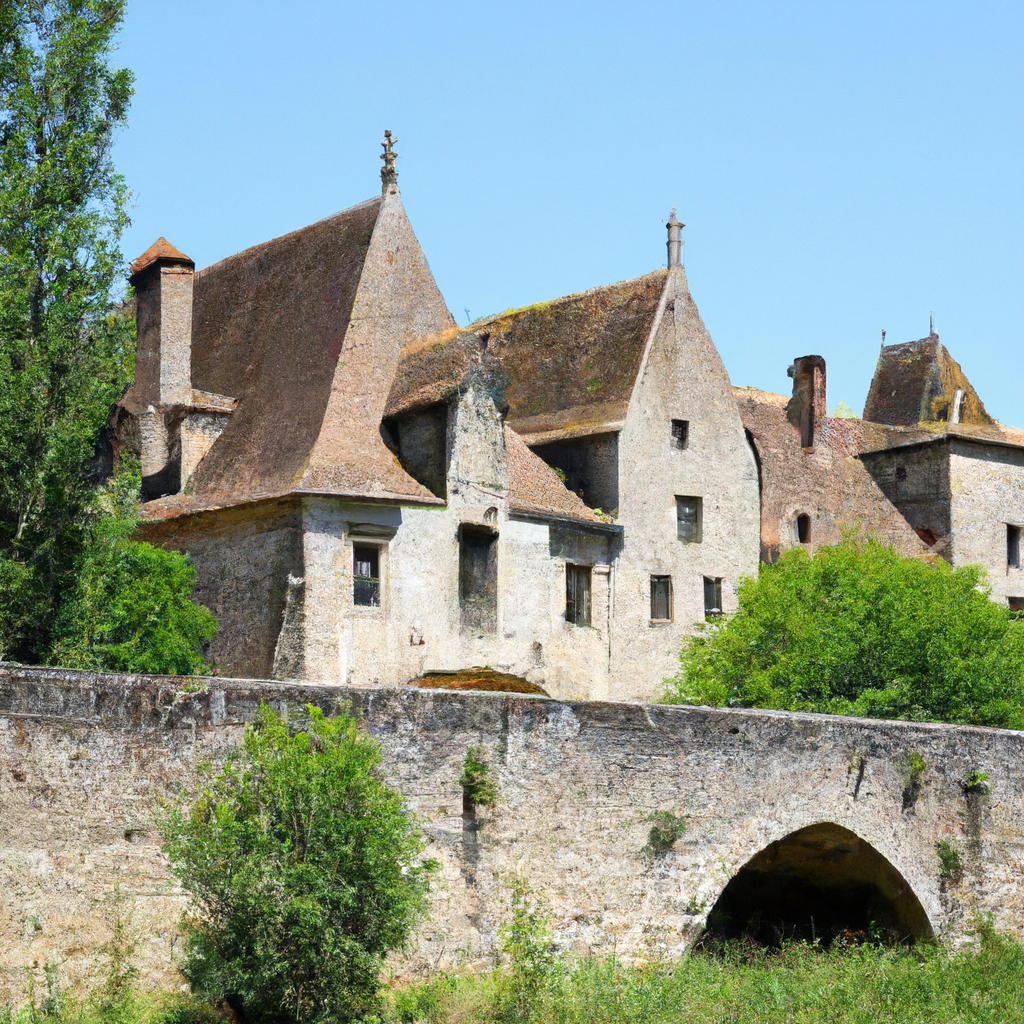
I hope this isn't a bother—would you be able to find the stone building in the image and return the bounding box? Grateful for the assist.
[117,136,1024,700]
[738,335,1024,608]
[119,140,759,702]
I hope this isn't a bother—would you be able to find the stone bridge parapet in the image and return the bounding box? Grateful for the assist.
[0,665,1021,996]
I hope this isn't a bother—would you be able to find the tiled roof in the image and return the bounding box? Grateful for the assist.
[863,335,992,427]
[182,195,444,506]
[505,426,611,525]
[388,271,668,441]
[130,237,193,277]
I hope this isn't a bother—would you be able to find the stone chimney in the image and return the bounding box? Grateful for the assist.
[787,355,827,451]
[666,209,683,268]
[129,237,194,407]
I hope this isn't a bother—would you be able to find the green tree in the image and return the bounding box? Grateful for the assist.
[0,1,215,670]
[662,536,1024,728]
[163,703,435,1024]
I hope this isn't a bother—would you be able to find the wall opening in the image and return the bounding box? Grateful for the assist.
[352,544,381,607]
[1008,524,1021,569]
[676,495,702,543]
[650,575,673,622]
[701,822,933,948]
[459,524,498,633]
[671,419,689,450]
[565,563,592,626]
[530,432,619,513]
[795,513,811,544]
[703,576,723,618]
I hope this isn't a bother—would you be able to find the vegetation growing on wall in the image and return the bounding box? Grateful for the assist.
[162,703,435,1024]
[459,745,498,809]
[662,536,1024,729]
[0,1,215,671]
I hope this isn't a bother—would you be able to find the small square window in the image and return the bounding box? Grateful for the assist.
[651,576,673,622]
[1009,525,1021,569]
[676,496,702,543]
[671,419,689,450]
[704,576,723,618]
[1009,597,1024,612]
[566,564,592,626]
[353,544,380,607]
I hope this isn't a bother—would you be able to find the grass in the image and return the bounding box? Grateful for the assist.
[386,932,1024,1024]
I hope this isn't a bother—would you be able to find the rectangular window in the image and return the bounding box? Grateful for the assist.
[1009,597,1024,612]
[704,576,723,618]
[1009,525,1021,569]
[676,496,702,543]
[353,544,380,607]
[671,419,689,450]
[651,575,673,622]
[459,525,498,633]
[565,564,592,626]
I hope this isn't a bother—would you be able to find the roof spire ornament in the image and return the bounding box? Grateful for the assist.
[666,208,684,268]
[380,130,398,192]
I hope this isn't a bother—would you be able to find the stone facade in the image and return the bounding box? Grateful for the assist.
[1,667,1022,998]
[116,143,1024,703]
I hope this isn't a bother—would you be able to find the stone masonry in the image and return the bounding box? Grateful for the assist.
[1,666,1021,999]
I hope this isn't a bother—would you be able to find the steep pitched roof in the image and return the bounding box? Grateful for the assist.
[178,193,451,508]
[863,334,993,427]
[387,271,668,442]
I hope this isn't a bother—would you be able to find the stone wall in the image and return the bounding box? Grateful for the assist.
[2,666,1022,1001]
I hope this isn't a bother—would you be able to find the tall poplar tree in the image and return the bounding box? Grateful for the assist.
[0,1,215,671]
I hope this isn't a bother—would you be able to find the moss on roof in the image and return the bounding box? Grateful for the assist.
[387,271,668,439]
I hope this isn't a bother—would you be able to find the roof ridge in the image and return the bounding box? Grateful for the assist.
[471,268,668,328]
[195,195,382,277]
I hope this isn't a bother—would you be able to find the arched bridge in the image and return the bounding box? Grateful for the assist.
[0,666,1022,994]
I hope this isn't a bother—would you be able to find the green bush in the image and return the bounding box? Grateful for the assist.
[459,746,498,809]
[47,469,216,675]
[162,703,435,1024]
[662,536,1024,728]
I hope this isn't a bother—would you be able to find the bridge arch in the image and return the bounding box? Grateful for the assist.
[702,822,934,946]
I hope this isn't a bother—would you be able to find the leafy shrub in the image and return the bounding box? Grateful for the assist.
[459,746,498,809]
[964,770,991,794]
[496,879,556,1022]
[662,535,1024,728]
[162,703,435,1024]
[46,469,217,675]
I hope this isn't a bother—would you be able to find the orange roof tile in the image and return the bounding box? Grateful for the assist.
[130,237,193,277]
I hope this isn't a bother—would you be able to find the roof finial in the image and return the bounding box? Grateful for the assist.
[930,311,934,336]
[666,208,684,268]
[380,130,398,192]
[881,328,886,350]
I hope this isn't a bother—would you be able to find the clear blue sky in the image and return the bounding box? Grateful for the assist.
[115,1,1024,424]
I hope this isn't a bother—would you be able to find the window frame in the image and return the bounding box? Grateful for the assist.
[676,495,703,544]
[671,419,690,450]
[352,543,381,608]
[650,575,673,623]
[703,576,723,618]
[565,563,593,626]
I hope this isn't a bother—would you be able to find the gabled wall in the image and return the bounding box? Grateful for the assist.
[611,267,761,700]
